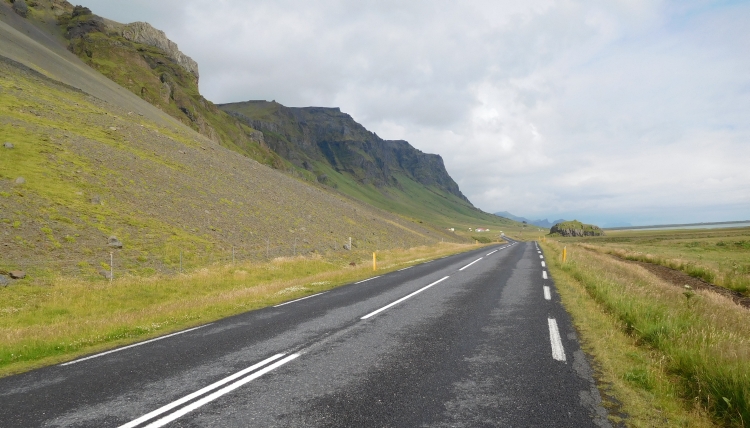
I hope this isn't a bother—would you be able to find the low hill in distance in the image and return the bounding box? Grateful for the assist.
[494,211,566,229]
[549,220,604,237]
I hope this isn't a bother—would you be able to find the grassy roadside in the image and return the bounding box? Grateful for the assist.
[542,240,748,427]
[0,242,491,378]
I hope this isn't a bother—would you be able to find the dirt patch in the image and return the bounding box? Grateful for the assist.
[610,255,750,309]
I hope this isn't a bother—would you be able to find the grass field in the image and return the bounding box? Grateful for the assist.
[559,227,750,296]
[0,242,489,378]
[543,228,750,427]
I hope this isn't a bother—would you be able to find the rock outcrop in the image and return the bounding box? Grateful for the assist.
[550,220,604,237]
[113,22,199,83]
[220,101,471,204]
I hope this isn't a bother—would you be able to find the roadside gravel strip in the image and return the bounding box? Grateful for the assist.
[0,240,610,427]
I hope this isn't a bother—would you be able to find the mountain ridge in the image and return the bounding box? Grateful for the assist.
[494,211,566,229]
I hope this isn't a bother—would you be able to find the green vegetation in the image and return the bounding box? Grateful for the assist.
[543,239,749,427]
[565,227,750,296]
[0,242,486,377]
[549,220,604,237]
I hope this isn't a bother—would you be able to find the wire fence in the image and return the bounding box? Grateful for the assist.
[1,236,456,281]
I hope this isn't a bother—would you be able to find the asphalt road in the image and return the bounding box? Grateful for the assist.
[0,240,611,427]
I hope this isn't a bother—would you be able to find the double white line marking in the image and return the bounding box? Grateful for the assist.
[119,353,299,428]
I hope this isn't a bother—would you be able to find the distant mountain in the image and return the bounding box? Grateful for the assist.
[494,212,566,229]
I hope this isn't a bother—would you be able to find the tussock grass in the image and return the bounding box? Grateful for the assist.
[0,242,484,378]
[543,241,749,426]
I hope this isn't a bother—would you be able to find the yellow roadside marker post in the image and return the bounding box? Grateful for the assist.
[373,252,377,271]
[563,246,567,263]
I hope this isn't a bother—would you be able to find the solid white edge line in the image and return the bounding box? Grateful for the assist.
[541,261,546,267]
[486,250,498,256]
[544,286,551,301]
[62,324,212,366]
[118,353,287,428]
[361,276,450,320]
[397,266,413,271]
[142,354,300,428]
[543,271,548,279]
[459,257,483,271]
[273,291,329,307]
[548,318,566,361]
[355,275,381,284]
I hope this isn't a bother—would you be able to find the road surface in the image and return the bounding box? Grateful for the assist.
[0,240,611,427]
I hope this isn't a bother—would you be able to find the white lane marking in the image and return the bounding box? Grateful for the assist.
[361,276,450,320]
[397,266,413,271]
[544,286,551,301]
[459,257,483,271]
[273,291,328,307]
[539,255,544,259]
[141,354,300,428]
[541,261,546,267]
[548,318,566,361]
[355,275,381,284]
[62,325,212,366]
[118,354,287,428]
[486,250,498,256]
[543,271,548,279]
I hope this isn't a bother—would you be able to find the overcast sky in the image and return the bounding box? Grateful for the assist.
[79,0,750,226]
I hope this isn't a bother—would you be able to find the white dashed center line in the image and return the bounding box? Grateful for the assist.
[543,286,551,301]
[541,261,546,267]
[543,271,548,279]
[459,257,483,271]
[361,276,450,320]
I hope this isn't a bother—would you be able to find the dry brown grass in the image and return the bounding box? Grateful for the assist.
[0,242,485,378]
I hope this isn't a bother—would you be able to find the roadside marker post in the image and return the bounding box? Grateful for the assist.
[563,246,567,263]
[373,252,377,271]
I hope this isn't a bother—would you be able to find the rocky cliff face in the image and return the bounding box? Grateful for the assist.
[549,220,604,237]
[113,22,199,83]
[220,101,470,204]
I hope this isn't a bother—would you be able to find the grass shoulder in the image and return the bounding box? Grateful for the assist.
[542,240,747,427]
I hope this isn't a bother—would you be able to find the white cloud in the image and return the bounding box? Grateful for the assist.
[79,0,750,225]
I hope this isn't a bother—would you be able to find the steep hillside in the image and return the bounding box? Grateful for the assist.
[0,0,289,170]
[220,101,509,229]
[0,57,457,279]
